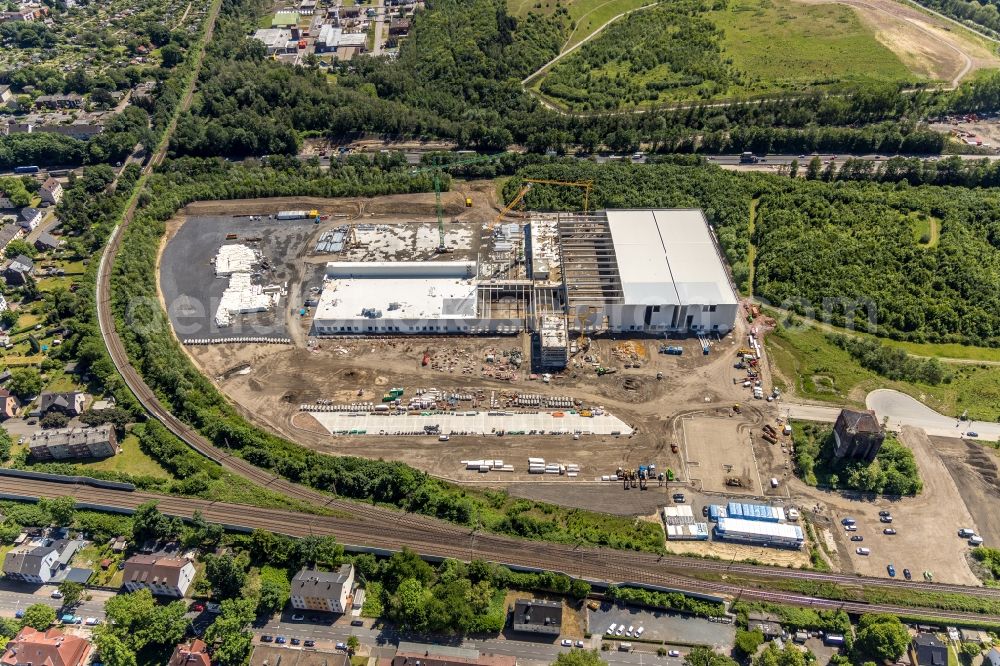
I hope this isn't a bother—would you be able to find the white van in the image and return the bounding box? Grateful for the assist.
[607,624,617,635]
[856,547,870,556]
[970,535,985,546]
[959,528,975,538]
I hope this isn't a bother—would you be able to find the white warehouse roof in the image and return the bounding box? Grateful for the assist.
[606,209,739,307]
[715,517,804,541]
[315,261,478,321]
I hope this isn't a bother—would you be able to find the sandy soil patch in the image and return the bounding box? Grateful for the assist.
[793,0,1000,84]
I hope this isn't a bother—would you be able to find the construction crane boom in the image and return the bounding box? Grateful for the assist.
[409,152,510,252]
[490,178,594,230]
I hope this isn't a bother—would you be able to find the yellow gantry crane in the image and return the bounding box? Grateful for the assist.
[490,178,593,230]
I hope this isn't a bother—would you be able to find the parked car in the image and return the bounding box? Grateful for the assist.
[635,627,645,637]
[607,624,617,635]
[261,636,274,643]
[845,525,858,532]
[616,625,625,636]
[850,535,863,542]
[673,493,686,503]
[351,619,364,627]
[626,625,634,636]
[575,641,585,648]
[887,564,896,577]
[967,431,979,437]
[903,569,912,580]
[291,638,301,646]
[880,515,893,523]
[562,639,573,647]
[50,591,63,599]
[669,650,681,658]
[841,518,856,526]
[85,618,99,626]
[304,640,315,648]
[856,547,870,555]
[190,603,204,612]
[291,614,305,621]
[878,510,891,517]
[883,528,897,535]
[275,636,286,644]
[336,642,347,651]
[14,610,23,619]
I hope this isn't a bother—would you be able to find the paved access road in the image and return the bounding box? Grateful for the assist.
[0,582,111,621]
[784,390,1000,441]
[867,389,1000,440]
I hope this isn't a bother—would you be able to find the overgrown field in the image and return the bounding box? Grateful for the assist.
[766,322,1000,421]
[536,0,921,109]
[507,0,653,50]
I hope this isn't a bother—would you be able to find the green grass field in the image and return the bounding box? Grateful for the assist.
[909,211,941,247]
[709,0,915,95]
[767,323,1000,421]
[78,434,173,479]
[535,0,922,108]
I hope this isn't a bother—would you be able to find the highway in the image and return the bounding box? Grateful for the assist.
[5,476,1000,624]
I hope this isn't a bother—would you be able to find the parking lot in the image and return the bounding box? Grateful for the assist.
[588,602,735,649]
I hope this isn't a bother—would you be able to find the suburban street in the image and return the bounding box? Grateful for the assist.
[0,581,110,621]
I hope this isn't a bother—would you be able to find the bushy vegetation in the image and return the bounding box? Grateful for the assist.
[540,0,735,109]
[732,601,851,633]
[853,613,911,663]
[792,423,922,495]
[972,546,1000,584]
[828,334,950,385]
[605,585,725,617]
[913,0,1000,37]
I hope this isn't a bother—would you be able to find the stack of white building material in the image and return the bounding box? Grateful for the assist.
[215,244,258,276]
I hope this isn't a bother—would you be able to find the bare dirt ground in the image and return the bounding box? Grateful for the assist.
[683,416,761,495]
[933,437,1000,545]
[794,0,1000,85]
[664,537,812,568]
[160,191,990,578]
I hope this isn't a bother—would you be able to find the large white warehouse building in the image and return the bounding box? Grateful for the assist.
[310,209,739,344]
[557,209,739,335]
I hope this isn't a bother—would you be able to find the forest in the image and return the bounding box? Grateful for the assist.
[160,0,1000,158]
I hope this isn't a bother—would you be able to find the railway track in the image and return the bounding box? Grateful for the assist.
[84,0,1000,621]
[5,476,999,625]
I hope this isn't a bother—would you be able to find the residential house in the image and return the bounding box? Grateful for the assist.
[34,231,59,252]
[985,647,1000,666]
[0,224,25,254]
[0,192,17,209]
[33,94,82,110]
[0,388,20,420]
[379,641,516,666]
[39,177,62,205]
[0,85,12,105]
[1,627,92,666]
[39,391,86,416]
[290,564,355,613]
[3,538,80,584]
[510,599,562,635]
[4,254,33,286]
[168,639,211,666]
[19,207,42,231]
[0,8,35,22]
[832,408,886,462]
[388,17,410,35]
[29,424,118,461]
[911,634,948,666]
[122,554,196,597]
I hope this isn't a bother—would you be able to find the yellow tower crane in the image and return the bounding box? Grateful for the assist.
[490,178,594,230]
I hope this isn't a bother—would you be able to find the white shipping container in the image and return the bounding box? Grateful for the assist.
[528,467,545,474]
[479,465,490,473]
[492,459,504,467]
[500,465,515,472]
[528,457,545,464]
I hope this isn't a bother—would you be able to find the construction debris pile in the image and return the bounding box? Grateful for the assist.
[212,244,284,327]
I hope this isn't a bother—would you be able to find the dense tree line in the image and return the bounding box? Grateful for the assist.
[913,0,1000,37]
[605,585,725,616]
[828,334,949,385]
